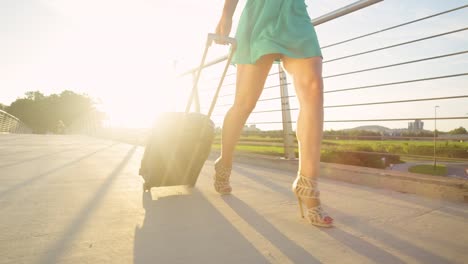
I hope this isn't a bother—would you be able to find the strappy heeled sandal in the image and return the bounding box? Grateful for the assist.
[292,174,333,227]
[213,158,232,195]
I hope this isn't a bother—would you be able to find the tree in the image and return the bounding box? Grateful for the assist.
[7,98,45,133]
[6,90,101,134]
[25,91,46,101]
[449,127,467,135]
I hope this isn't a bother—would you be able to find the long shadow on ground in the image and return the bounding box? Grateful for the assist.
[133,189,269,264]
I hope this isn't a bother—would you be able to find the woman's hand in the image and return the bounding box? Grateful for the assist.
[214,0,238,44]
[215,16,232,44]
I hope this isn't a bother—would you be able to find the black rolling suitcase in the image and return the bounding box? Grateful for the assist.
[139,34,236,191]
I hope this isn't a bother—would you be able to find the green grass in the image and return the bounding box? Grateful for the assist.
[214,135,284,143]
[408,164,447,176]
[211,144,286,156]
[211,137,468,162]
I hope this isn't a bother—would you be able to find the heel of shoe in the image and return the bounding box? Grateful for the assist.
[293,173,334,227]
[296,195,305,218]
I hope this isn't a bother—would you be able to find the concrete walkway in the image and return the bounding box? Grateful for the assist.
[1,134,467,264]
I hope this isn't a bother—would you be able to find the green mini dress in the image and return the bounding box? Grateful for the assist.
[232,0,322,64]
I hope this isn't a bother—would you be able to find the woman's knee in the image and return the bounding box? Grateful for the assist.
[283,57,324,97]
[295,75,323,106]
[295,71,323,91]
[232,99,257,115]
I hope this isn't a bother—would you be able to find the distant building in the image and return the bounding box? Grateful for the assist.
[408,119,424,132]
[243,124,261,132]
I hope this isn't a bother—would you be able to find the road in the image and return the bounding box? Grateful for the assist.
[1,134,468,264]
[390,161,468,179]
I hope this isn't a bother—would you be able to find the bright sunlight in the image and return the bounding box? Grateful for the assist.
[33,0,222,128]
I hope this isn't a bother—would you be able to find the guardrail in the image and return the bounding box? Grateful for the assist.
[180,1,468,161]
[65,111,103,135]
[65,1,467,168]
[0,110,32,134]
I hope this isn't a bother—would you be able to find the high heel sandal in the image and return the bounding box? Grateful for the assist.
[214,158,232,195]
[292,174,333,227]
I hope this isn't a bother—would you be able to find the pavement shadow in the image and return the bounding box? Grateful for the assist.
[221,195,322,264]
[321,227,406,264]
[233,165,453,263]
[0,149,33,157]
[133,189,269,264]
[38,145,137,264]
[0,134,30,144]
[321,167,468,219]
[324,207,454,264]
[0,143,118,200]
[233,166,293,198]
[437,205,468,219]
[0,146,84,169]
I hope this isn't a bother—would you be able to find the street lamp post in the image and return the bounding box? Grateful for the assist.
[433,106,439,171]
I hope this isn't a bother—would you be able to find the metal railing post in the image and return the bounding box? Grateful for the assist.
[278,64,296,160]
[0,112,5,132]
[7,118,12,133]
[193,72,200,113]
[13,121,18,133]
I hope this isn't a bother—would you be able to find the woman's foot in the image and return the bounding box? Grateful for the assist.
[292,174,333,227]
[214,158,232,195]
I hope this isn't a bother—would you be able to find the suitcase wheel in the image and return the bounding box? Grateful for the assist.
[143,182,151,192]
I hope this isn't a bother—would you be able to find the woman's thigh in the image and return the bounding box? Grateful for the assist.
[234,54,279,108]
[281,56,323,103]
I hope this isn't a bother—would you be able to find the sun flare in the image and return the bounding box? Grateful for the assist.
[98,72,193,128]
[30,0,222,129]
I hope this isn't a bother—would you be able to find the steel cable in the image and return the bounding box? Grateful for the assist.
[323,27,468,63]
[321,5,468,49]
[324,50,468,79]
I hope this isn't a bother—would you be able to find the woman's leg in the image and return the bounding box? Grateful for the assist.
[282,56,323,180]
[282,56,333,225]
[218,54,278,167]
[213,54,278,194]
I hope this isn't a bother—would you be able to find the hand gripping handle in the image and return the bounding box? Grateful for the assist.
[185,34,237,117]
[207,33,237,50]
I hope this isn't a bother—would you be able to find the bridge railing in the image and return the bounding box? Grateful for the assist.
[179,1,468,161]
[67,1,468,166]
[0,110,32,134]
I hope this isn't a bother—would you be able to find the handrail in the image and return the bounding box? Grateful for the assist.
[0,109,31,134]
[179,0,384,77]
[322,4,468,49]
[312,0,383,26]
[0,109,20,121]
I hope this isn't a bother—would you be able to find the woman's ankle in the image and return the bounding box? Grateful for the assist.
[297,170,320,179]
[216,156,232,168]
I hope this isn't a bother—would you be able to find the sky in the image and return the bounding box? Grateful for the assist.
[1,0,467,131]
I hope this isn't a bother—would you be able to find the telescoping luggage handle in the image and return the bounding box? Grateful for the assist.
[184,33,237,119]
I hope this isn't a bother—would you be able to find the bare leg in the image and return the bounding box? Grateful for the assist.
[283,57,323,179]
[218,54,278,167]
[282,56,333,225]
[213,54,278,194]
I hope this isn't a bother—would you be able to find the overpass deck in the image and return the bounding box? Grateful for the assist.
[1,135,467,264]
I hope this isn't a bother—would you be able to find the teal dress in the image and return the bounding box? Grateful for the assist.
[232,0,323,64]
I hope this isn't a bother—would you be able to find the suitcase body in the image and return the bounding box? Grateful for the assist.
[139,34,236,191]
[139,112,214,189]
